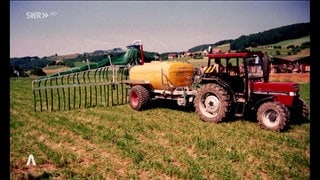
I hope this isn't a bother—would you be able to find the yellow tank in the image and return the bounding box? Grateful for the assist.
[129,61,195,90]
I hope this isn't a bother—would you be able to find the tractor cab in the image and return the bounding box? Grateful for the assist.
[200,51,271,116]
[202,52,262,101]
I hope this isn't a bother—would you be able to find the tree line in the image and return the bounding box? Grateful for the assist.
[230,22,310,50]
[187,22,309,52]
[188,39,233,52]
[9,50,161,77]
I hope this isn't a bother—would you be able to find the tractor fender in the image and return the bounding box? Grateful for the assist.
[207,78,237,103]
[251,96,275,111]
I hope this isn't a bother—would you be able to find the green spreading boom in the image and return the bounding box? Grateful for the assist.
[32,45,142,112]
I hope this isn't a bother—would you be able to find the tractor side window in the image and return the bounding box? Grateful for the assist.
[204,58,224,74]
[227,59,241,76]
[247,57,263,78]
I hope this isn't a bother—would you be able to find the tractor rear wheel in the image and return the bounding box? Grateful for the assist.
[257,101,289,132]
[129,85,150,111]
[194,83,230,123]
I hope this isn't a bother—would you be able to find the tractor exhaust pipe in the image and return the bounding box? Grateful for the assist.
[140,43,144,65]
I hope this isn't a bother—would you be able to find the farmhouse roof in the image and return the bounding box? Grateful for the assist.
[168,53,177,56]
[272,55,310,64]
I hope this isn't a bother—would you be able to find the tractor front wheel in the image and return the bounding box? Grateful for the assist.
[257,101,289,132]
[290,98,309,122]
[299,98,309,121]
[129,85,150,111]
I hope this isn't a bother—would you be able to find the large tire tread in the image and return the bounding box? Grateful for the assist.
[129,85,150,111]
[300,98,309,121]
[257,101,289,132]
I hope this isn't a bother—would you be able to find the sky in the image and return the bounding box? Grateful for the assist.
[10,1,310,58]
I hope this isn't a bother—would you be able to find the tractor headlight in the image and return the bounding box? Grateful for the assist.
[289,92,297,96]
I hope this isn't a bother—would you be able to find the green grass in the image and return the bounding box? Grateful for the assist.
[248,36,310,57]
[73,61,87,67]
[42,61,104,72]
[43,65,68,70]
[10,77,310,179]
[268,35,310,47]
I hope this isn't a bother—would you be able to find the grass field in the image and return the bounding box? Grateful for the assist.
[10,77,310,179]
[268,36,310,47]
[248,36,310,57]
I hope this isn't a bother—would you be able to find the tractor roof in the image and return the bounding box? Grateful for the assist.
[206,52,263,59]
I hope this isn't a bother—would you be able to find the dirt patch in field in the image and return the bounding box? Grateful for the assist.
[269,73,309,83]
[11,163,57,179]
[43,68,70,75]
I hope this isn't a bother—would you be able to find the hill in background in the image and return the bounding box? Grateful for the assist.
[187,22,309,53]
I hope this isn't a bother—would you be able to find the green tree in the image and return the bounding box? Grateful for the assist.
[48,60,56,66]
[30,68,46,76]
[65,61,75,68]
[300,42,310,49]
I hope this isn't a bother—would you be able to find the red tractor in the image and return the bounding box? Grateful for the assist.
[127,51,309,132]
[193,51,309,131]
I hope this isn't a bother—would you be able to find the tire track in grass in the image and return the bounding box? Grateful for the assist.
[72,108,198,178]
[10,127,59,178]
[14,104,161,178]
[126,113,209,179]
[20,113,138,178]
[26,128,128,178]
[10,107,138,179]
[10,79,134,177]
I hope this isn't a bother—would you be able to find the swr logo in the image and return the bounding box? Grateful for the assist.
[26,12,49,19]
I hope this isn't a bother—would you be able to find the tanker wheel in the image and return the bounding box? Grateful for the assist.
[194,83,230,123]
[257,101,289,132]
[129,85,150,111]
